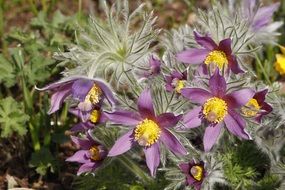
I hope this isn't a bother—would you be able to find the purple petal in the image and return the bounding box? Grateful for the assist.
[93,79,116,107]
[179,106,202,129]
[176,48,209,64]
[181,88,212,104]
[71,136,93,150]
[72,79,94,102]
[77,162,98,175]
[70,122,89,132]
[218,38,232,55]
[66,150,89,163]
[224,111,251,140]
[108,130,134,156]
[143,143,160,177]
[179,163,190,174]
[224,88,254,108]
[156,113,182,128]
[149,56,161,75]
[36,76,78,91]
[255,102,273,123]
[254,89,268,103]
[253,3,280,30]
[194,31,218,50]
[160,129,187,155]
[137,89,155,119]
[48,84,72,114]
[203,122,223,152]
[209,69,226,97]
[104,110,141,126]
[228,55,244,74]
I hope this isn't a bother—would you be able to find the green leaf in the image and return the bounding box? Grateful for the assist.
[0,54,16,87]
[29,147,57,176]
[0,97,29,137]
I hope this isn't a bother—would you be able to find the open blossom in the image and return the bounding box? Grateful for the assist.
[37,76,115,121]
[180,69,254,151]
[66,133,108,175]
[69,108,108,132]
[179,160,206,190]
[165,70,187,94]
[105,89,187,176]
[176,31,243,74]
[242,0,282,34]
[242,89,272,123]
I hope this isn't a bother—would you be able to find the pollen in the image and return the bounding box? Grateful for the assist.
[190,165,203,181]
[85,84,102,105]
[89,146,101,161]
[242,98,260,117]
[204,50,228,70]
[90,110,100,123]
[203,97,228,123]
[175,80,186,93]
[134,119,161,147]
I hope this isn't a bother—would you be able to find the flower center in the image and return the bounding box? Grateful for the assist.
[85,84,102,105]
[89,146,101,161]
[190,165,203,181]
[204,50,228,70]
[242,98,260,117]
[203,97,228,123]
[175,80,186,93]
[90,110,100,123]
[134,119,161,147]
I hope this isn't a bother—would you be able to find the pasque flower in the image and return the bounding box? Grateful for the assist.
[69,108,108,132]
[105,89,187,176]
[37,76,115,121]
[176,31,243,74]
[165,70,187,94]
[66,132,108,175]
[179,160,206,190]
[180,69,254,151]
[242,89,272,123]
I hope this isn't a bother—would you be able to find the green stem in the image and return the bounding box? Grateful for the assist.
[118,155,154,185]
[27,0,38,16]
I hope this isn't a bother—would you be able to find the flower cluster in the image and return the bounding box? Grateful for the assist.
[37,0,282,189]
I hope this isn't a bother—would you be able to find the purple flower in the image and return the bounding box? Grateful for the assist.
[179,160,206,190]
[37,76,115,121]
[176,31,243,74]
[66,133,108,175]
[180,69,254,151]
[241,89,272,123]
[243,0,280,32]
[165,70,187,93]
[105,89,187,176]
[69,108,108,132]
[137,56,162,78]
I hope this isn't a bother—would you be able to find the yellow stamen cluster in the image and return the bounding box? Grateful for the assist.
[203,97,228,123]
[85,84,102,104]
[204,50,228,70]
[242,98,260,117]
[89,146,101,161]
[175,80,186,93]
[90,110,100,123]
[190,165,203,181]
[134,119,161,147]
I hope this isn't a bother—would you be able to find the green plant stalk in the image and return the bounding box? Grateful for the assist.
[29,123,41,151]
[41,0,48,13]
[27,0,38,16]
[118,155,154,185]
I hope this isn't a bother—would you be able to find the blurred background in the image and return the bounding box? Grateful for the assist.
[0,0,284,189]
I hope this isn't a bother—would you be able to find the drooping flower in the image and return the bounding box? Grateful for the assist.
[241,0,282,42]
[180,69,254,151]
[105,89,187,176]
[37,76,115,121]
[69,108,108,132]
[179,160,206,190]
[165,70,187,94]
[242,89,272,123]
[66,132,108,175]
[275,45,285,75]
[147,56,162,77]
[176,31,243,74]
